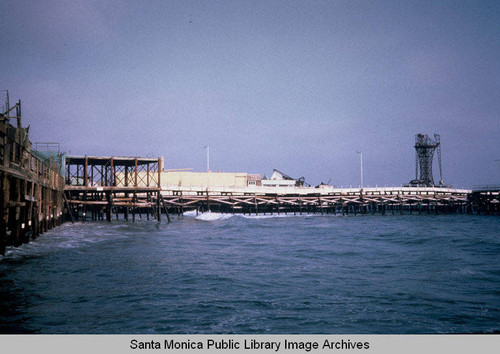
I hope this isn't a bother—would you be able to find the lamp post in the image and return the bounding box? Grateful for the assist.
[204,146,210,172]
[356,151,363,190]
[204,146,210,193]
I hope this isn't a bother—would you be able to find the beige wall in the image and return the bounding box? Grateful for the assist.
[162,171,248,188]
[115,171,256,188]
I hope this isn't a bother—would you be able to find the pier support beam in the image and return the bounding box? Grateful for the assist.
[0,173,9,255]
[106,191,113,222]
[156,191,161,222]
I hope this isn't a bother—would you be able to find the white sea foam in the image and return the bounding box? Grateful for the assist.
[182,210,234,221]
[195,212,233,221]
[3,241,46,260]
[183,209,323,221]
[240,213,296,219]
[182,210,198,217]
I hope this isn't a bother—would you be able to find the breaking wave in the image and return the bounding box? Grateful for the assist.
[183,210,317,221]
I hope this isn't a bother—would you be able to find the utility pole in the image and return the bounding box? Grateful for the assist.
[204,146,210,172]
[204,146,210,192]
[356,151,363,190]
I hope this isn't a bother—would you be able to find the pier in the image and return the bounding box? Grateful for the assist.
[63,172,492,219]
[61,158,480,219]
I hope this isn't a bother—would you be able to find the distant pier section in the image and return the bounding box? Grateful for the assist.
[61,164,485,218]
[63,161,493,217]
[469,185,500,216]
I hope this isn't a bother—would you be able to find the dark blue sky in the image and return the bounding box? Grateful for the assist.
[1,0,499,187]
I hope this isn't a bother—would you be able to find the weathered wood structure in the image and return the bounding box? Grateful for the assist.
[63,156,169,222]
[1,93,65,255]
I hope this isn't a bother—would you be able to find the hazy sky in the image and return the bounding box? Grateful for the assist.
[1,0,499,187]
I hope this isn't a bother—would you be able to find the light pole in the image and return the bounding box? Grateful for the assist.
[204,146,210,172]
[356,151,363,190]
[204,146,210,193]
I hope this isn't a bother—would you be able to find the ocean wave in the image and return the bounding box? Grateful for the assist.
[0,223,130,261]
[183,208,334,221]
[240,213,304,219]
[184,210,312,221]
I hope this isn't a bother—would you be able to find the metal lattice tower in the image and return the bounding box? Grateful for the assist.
[411,134,442,187]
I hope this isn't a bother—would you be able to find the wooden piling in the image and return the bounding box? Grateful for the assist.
[0,173,9,255]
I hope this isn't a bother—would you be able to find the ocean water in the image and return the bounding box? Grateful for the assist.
[0,212,499,334]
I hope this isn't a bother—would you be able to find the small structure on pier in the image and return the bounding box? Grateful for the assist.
[262,169,307,187]
[64,155,167,222]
